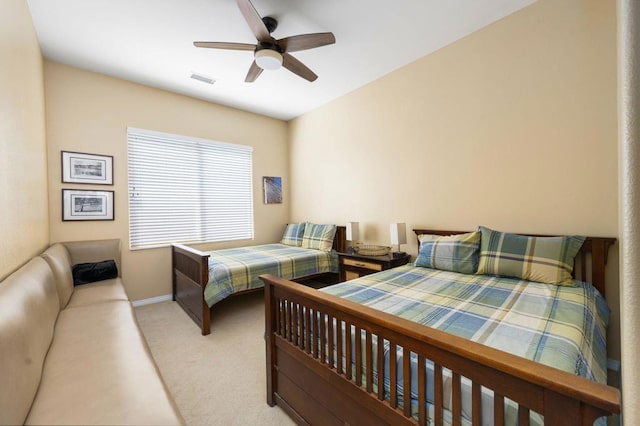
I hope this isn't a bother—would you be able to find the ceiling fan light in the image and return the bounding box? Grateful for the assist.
[255,49,283,70]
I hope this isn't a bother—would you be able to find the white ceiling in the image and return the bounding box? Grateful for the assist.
[27,0,535,121]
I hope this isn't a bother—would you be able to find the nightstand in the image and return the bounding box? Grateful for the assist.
[338,252,411,281]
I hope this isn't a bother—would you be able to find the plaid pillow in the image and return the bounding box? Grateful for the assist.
[301,223,336,252]
[476,226,585,285]
[415,231,480,274]
[280,223,306,247]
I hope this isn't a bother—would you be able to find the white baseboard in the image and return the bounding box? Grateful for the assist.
[132,294,172,307]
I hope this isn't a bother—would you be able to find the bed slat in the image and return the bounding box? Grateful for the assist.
[452,372,462,426]
[377,337,385,401]
[403,347,412,417]
[281,299,286,340]
[355,326,363,387]
[287,301,293,343]
[327,313,334,367]
[336,319,343,374]
[418,354,426,425]
[312,309,319,358]
[366,331,373,393]
[434,363,443,425]
[494,393,505,426]
[346,323,353,381]
[318,312,327,364]
[305,306,311,354]
[293,302,300,346]
[472,383,482,425]
[518,405,530,426]
[390,342,398,408]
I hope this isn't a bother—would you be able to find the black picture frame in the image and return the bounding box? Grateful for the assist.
[61,151,113,185]
[62,189,114,221]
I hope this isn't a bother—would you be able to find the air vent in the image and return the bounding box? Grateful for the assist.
[190,73,216,85]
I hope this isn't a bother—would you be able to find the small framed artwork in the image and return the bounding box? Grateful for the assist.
[61,151,113,185]
[62,189,114,221]
[263,176,282,204]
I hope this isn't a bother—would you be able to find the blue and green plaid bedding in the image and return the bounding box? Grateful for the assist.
[204,244,338,307]
[323,264,609,383]
[322,264,610,424]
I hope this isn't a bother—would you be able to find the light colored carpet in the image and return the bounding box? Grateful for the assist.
[135,292,295,426]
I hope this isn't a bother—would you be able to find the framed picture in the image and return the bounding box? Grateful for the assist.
[61,151,113,185]
[62,189,114,221]
[263,176,282,204]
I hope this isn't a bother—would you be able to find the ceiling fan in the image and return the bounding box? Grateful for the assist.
[194,0,335,83]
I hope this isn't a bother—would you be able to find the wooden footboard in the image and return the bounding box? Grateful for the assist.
[261,275,620,425]
[172,244,211,335]
[172,243,271,335]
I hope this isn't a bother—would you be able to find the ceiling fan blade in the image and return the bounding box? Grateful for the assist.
[236,0,271,42]
[279,32,335,53]
[245,60,264,82]
[194,41,256,51]
[282,53,318,82]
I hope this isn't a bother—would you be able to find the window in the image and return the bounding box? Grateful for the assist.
[127,127,254,250]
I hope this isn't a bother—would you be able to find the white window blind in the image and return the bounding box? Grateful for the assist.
[127,127,254,250]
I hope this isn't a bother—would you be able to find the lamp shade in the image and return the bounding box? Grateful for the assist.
[390,223,407,245]
[346,222,360,242]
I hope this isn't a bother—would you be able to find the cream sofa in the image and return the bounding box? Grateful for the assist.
[0,239,183,425]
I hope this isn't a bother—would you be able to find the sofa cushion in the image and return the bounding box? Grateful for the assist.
[43,240,128,309]
[0,258,60,426]
[65,277,129,308]
[25,301,183,425]
[63,239,122,277]
[41,243,74,308]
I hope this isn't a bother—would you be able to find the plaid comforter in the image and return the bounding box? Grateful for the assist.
[322,264,609,384]
[204,244,338,307]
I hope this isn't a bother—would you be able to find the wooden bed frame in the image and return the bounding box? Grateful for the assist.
[172,226,346,335]
[260,229,619,425]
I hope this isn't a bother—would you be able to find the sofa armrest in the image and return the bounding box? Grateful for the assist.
[62,239,122,277]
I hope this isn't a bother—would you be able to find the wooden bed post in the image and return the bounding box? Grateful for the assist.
[172,244,211,335]
[543,388,611,426]
[591,238,613,298]
[201,298,211,336]
[171,246,177,302]
[334,225,346,253]
[264,280,277,406]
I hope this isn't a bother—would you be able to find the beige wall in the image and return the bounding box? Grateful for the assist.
[44,61,288,301]
[0,0,49,279]
[289,0,620,356]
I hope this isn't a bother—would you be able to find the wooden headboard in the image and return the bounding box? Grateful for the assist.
[413,229,616,298]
